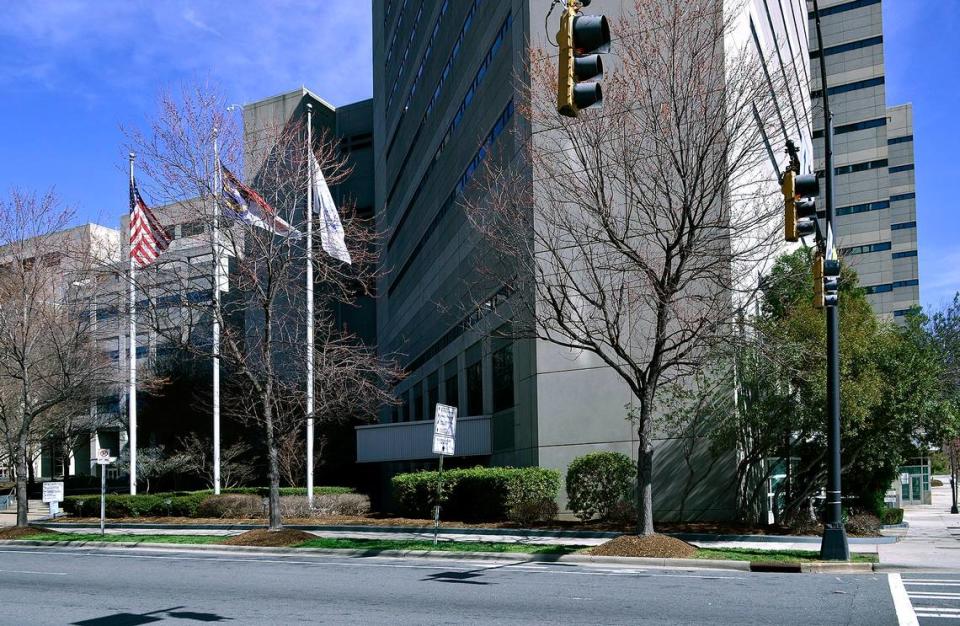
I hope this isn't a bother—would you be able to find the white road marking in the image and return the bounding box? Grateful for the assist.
[908,595,960,601]
[904,582,960,587]
[889,574,920,626]
[903,579,960,584]
[907,591,960,597]
[0,569,66,576]
[915,613,960,620]
[912,607,960,613]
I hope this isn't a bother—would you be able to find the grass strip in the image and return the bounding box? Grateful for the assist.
[18,532,582,554]
[695,547,878,564]
[294,537,583,554]
[26,533,225,545]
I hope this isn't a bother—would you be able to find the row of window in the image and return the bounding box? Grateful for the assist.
[95,289,212,320]
[386,0,483,160]
[892,250,918,259]
[811,76,884,100]
[808,0,880,19]
[388,99,515,297]
[842,241,890,256]
[891,221,917,231]
[810,35,883,59]
[383,0,411,66]
[837,199,888,217]
[393,338,514,422]
[888,134,914,145]
[889,163,915,174]
[387,0,451,122]
[405,279,514,374]
[891,192,916,203]
[862,279,919,295]
[829,158,888,176]
[812,117,885,139]
[387,13,512,250]
[385,1,425,113]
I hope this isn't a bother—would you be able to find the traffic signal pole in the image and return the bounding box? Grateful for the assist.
[813,0,850,561]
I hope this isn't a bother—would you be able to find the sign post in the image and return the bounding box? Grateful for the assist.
[42,481,64,518]
[96,448,114,536]
[431,404,457,547]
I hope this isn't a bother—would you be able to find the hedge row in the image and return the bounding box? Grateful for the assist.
[62,486,354,518]
[391,466,560,523]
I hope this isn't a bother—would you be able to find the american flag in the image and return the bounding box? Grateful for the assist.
[129,179,171,268]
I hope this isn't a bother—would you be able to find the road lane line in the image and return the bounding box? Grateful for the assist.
[904,582,960,587]
[889,574,920,626]
[0,569,66,576]
[912,607,960,613]
[915,614,960,620]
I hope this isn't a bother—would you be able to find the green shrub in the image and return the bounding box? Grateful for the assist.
[196,494,264,518]
[390,466,561,523]
[565,452,635,521]
[881,507,904,525]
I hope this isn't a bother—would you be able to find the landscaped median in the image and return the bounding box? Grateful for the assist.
[0,526,878,571]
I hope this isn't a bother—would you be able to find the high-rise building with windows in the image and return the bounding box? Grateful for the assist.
[360,0,813,520]
[809,0,920,320]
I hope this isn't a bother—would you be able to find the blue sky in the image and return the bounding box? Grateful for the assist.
[0,1,955,308]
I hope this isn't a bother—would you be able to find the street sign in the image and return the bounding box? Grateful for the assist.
[96,448,113,465]
[432,403,457,456]
[42,481,64,503]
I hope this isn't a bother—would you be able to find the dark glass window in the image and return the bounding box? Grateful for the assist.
[427,372,439,418]
[888,135,913,145]
[180,221,205,237]
[813,117,885,139]
[893,279,920,289]
[892,250,918,259]
[492,344,514,413]
[889,164,915,174]
[808,0,881,19]
[891,221,917,231]
[811,76,884,100]
[413,384,424,421]
[466,362,483,416]
[891,193,916,202]
[444,358,458,408]
[810,35,883,59]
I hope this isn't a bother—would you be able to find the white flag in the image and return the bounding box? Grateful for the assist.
[311,152,352,265]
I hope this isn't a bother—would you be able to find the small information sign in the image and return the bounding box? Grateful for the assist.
[42,481,64,503]
[96,448,113,465]
[432,404,457,456]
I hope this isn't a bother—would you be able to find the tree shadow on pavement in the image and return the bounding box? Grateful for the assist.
[71,606,232,625]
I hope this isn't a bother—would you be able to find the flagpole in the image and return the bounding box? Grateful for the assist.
[305,103,315,508]
[212,127,222,496]
[128,153,138,496]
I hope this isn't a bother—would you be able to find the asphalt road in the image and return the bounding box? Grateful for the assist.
[0,545,907,625]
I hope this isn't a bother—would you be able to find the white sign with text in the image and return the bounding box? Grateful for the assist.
[42,481,64,503]
[432,404,457,456]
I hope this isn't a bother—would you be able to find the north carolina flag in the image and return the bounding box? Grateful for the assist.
[220,164,301,238]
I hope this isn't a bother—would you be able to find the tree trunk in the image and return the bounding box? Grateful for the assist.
[636,401,655,536]
[264,394,282,531]
[15,440,29,527]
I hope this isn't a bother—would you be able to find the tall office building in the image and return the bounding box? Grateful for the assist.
[361,0,812,520]
[809,0,920,320]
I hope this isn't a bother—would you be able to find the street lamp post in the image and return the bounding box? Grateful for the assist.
[812,0,850,561]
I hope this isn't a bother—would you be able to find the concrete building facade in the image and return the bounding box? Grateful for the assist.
[809,0,920,320]
[359,0,813,520]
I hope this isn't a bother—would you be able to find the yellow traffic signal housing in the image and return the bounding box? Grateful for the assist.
[556,1,609,117]
[813,252,825,309]
[782,170,798,241]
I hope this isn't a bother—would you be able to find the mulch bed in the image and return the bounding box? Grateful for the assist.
[0,526,47,539]
[221,529,315,547]
[590,534,697,559]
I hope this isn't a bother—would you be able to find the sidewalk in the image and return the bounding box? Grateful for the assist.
[0,499,49,527]
[878,474,960,569]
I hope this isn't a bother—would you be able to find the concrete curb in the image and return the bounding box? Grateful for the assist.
[0,539,754,571]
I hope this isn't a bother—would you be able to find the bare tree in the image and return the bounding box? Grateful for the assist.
[462,0,794,534]
[0,190,118,526]
[125,83,401,529]
[174,433,257,490]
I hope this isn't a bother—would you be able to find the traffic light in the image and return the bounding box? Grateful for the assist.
[782,171,819,242]
[823,257,840,307]
[813,251,825,309]
[556,0,610,118]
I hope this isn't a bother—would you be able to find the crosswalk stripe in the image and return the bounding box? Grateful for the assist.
[904,582,960,587]
[904,580,960,584]
[913,607,960,613]
[915,614,960,620]
[908,595,960,601]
